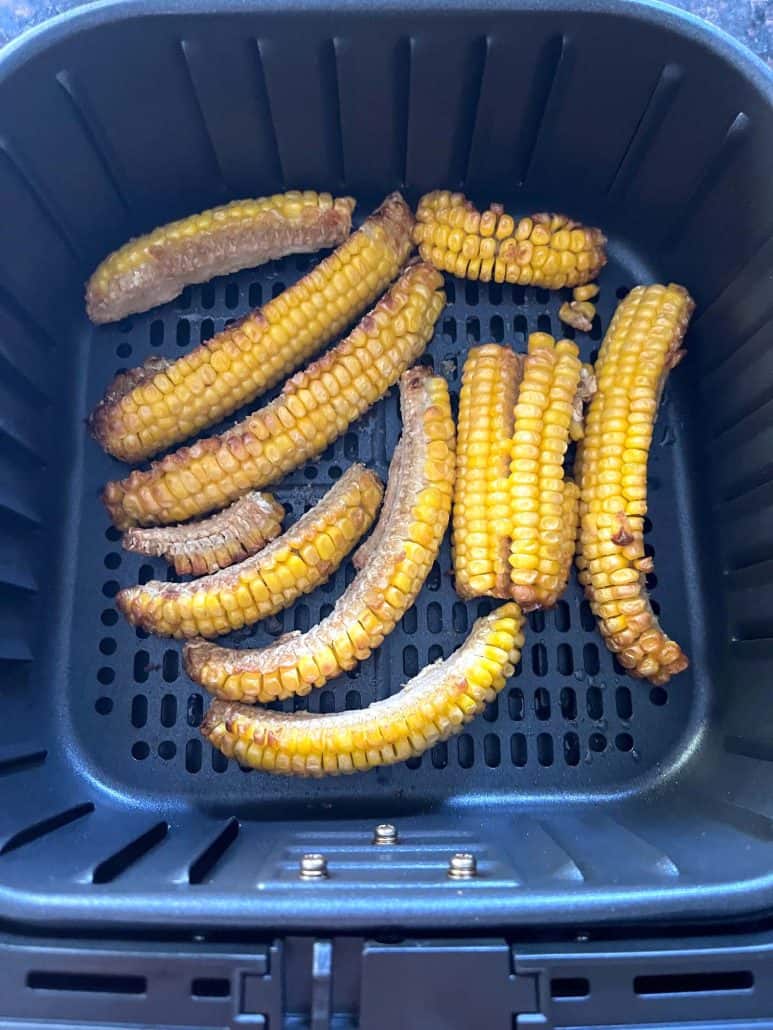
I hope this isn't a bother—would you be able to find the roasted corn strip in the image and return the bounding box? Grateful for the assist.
[576,283,693,685]
[116,464,383,639]
[452,344,522,599]
[414,191,606,287]
[184,367,455,701]
[508,333,582,610]
[86,191,356,324]
[103,261,445,530]
[90,192,414,462]
[201,602,524,776]
[122,491,285,576]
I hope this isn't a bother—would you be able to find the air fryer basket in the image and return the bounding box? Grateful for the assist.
[0,0,771,932]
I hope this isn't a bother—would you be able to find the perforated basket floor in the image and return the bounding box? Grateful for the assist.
[70,231,703,810]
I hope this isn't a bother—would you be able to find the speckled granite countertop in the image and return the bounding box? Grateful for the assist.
[0,0,770,63]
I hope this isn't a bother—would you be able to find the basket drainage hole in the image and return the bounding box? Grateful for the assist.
[616,732,634,752]
[650,686,668,706]
[551,977,590,999]
[158,740,176,760]
[132,741,149,761]
[116,342,132,358]
[192,977,230,999]
[27,972,146,995]
[634,971,753,996]
[95,697,113,715]
[97,667,114,685]
[589,732,607,753]
[99,637,116,656]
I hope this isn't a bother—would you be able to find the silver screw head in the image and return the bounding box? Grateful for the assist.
[448,852,478,879]
[373,823,399,845]
[299,853,328,880]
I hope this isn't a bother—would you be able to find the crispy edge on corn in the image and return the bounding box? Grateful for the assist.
[414,191,606,288]
[570,363,598,443]
[122,491,285,576]
[452,344,522,600]
[184,367,455,701]
[86,191,356,324]
[115,464,383,639]
[89,192,414,463]
[200,602,524,777]
[576,283,694,685]
[508,333,582,611]
[103,261,445,530]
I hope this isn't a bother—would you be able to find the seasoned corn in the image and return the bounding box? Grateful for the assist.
[122,491,285,576]
[508,333,582,610]
[90,192,414,462]
[453,344,522,599]
[116,464,383,639]
[200,602,524,776]
[576,283,694,685]
[86,191,355,324]
[414,191,606,288]
[103,261,445,530]
[184,367,455,701]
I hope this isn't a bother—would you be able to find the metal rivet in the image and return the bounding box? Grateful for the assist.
[373,823,398,845]
[299,853,328,880]
[448,852,477,879]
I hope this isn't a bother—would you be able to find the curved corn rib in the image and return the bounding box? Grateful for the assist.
[103,261,445,530]
[184,367,455,702]
[576,283,693,685]
[200,602,524,776]
[452,344,522,599]
[414,191,606,288]
[89,192,414,462]
[116,464,383,639]
[122,491,285,576]
[508,333,582,611]
[86,191,356,324]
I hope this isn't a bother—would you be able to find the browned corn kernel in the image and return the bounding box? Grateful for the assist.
[89,193,414,463]
[414,191,606,288]
[452,344,522,600]
[122,491,285,576]
[86,191,356,324]
[573,283,600,302]
[200,602,524,776]
[576,283,694,685]
[508,334,582,611]
[559,300,596,332]
[115,464,383,639]
[184,367,455,701]
[103,261,445,530]
[569,362,598,442]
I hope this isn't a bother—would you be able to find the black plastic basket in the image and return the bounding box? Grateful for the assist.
[0,0,772,944]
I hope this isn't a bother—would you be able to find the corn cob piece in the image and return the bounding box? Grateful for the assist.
[103,261,445,530]
[86,191,356,325]
[122,491,285,576]
[414,191,606,287]
[200,602,524,777]
[115,464,383,639]
[184,367,455,702]
[452,344,522,600]
[89,192,414,463]
[508,333,582,611]
[576,283,693,685]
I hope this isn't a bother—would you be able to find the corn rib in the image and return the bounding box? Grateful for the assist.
[452,344,522,599]
[414,191,606,287]
[184,367,455,702]
[200,602,524,776]
[122,491,285,576]
[115,464,383,639]
[508,333,582,611]
[86,191,356,324]
[576,283,694,685]
[103,261,445,530]
[89,192,414,462]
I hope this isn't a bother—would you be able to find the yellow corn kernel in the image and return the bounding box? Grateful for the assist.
[573,283,600,302]
[576,283,694,684]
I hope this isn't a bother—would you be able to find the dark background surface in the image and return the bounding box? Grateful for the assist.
[0,0,770,64]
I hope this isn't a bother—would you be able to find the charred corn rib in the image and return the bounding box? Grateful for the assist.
[576,283,693,685]
[414,192,606,287]
[122,491,285,576]
[86,191,356,324]
[184,368,455,701]
[104,261,445,530]
[116,464,382,639]
[508,333,582,611]
[200,603,524,776]
[452,345,522,599]
[89,193,414,462]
